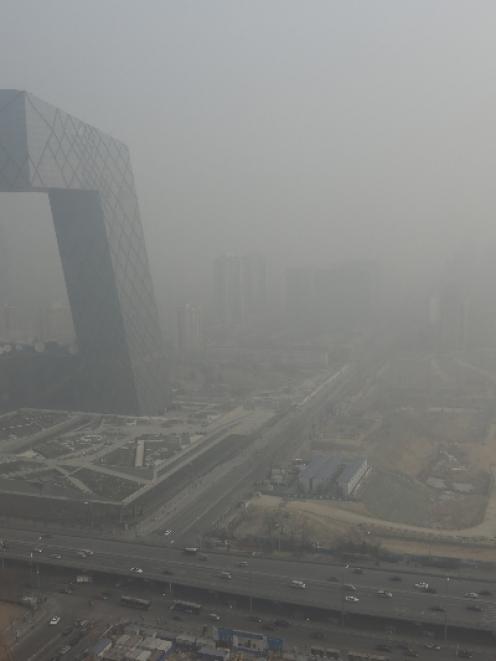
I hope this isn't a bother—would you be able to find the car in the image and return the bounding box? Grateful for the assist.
[390,575,402,582]
[248,616,263,623]
[429,605,445,612]
[161,569,173,575]
[405,649,418,658]
[129,567,143,574]
[466,604,482,612]
[34,547,43,553]
[274,619,290,628]
[48,553,62,560]
[76,551,87,558]
[343,583,357,592]
[464,592,479,599]
[423,643,441,651]
[238,561,248,567]
[163,529,173,536]
[376,590,393,598]
[376,645,392,652]
[290,579,306,589]
[58,645,71,655]
[208,613,221,621]
[479,589,492,596]
[345,595,359,603]
[352,568,363,575]
[49,616,61,625]
[414,581,429,589]
[327,576,339,582]
[456,649,472,659]
[219,571,232,580]
[79,549,93,556]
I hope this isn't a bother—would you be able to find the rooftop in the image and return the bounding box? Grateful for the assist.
[299,455,342,483]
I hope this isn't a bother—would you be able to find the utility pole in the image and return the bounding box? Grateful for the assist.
[249,571,253,613]
[340,584,345,627]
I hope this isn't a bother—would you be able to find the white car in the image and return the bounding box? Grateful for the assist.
[290,580,306,590]
[345,595,359,603]
[49,616,61,625]
[414,581,429,589]
[464,592,479,599]
[219,571,232,580]
[208,613,221,621]
[80,549,94,556]
[163,529,173,536]
[34,547,43,553]
[377,590,393,598]
[129,567,143,574]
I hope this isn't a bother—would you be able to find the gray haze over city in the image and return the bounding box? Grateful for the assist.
[4,4,496,659]
[2,1,496,333]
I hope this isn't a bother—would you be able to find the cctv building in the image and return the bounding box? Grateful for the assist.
[0,90,167,415]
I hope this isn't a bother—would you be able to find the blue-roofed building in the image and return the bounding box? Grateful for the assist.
[298,455,342,493]
[92,637,112,657]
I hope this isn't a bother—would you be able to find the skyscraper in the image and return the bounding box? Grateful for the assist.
[177,303,202,355]
[212,254,268,335]
[0,90,167,414]
[213,255,242,331]
[241,254,267,322]
[0,219,10,339]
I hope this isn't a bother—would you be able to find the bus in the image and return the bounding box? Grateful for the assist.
[170,600,202,615]
[120,595,151,610]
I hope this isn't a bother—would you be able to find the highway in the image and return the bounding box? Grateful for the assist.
[2,529,496,634]
[12,587,495,661]
[3,362,496,648]
[154,365,354,545]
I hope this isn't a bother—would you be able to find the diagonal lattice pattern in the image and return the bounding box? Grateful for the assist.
[0,90,167,415]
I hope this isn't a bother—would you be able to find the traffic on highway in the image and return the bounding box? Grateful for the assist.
[2,529,496,634]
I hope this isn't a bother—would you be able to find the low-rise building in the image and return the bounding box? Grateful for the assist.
[337,457,368,498]
[298,455,342,493]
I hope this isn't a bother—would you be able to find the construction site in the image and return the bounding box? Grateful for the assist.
[230,355,496,562]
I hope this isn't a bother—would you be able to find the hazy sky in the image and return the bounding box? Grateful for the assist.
[2,0,496,316]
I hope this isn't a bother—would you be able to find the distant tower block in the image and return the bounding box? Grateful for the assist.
[0,90,167,414]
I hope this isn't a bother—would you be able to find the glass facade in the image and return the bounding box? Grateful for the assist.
[0,90,167,414]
